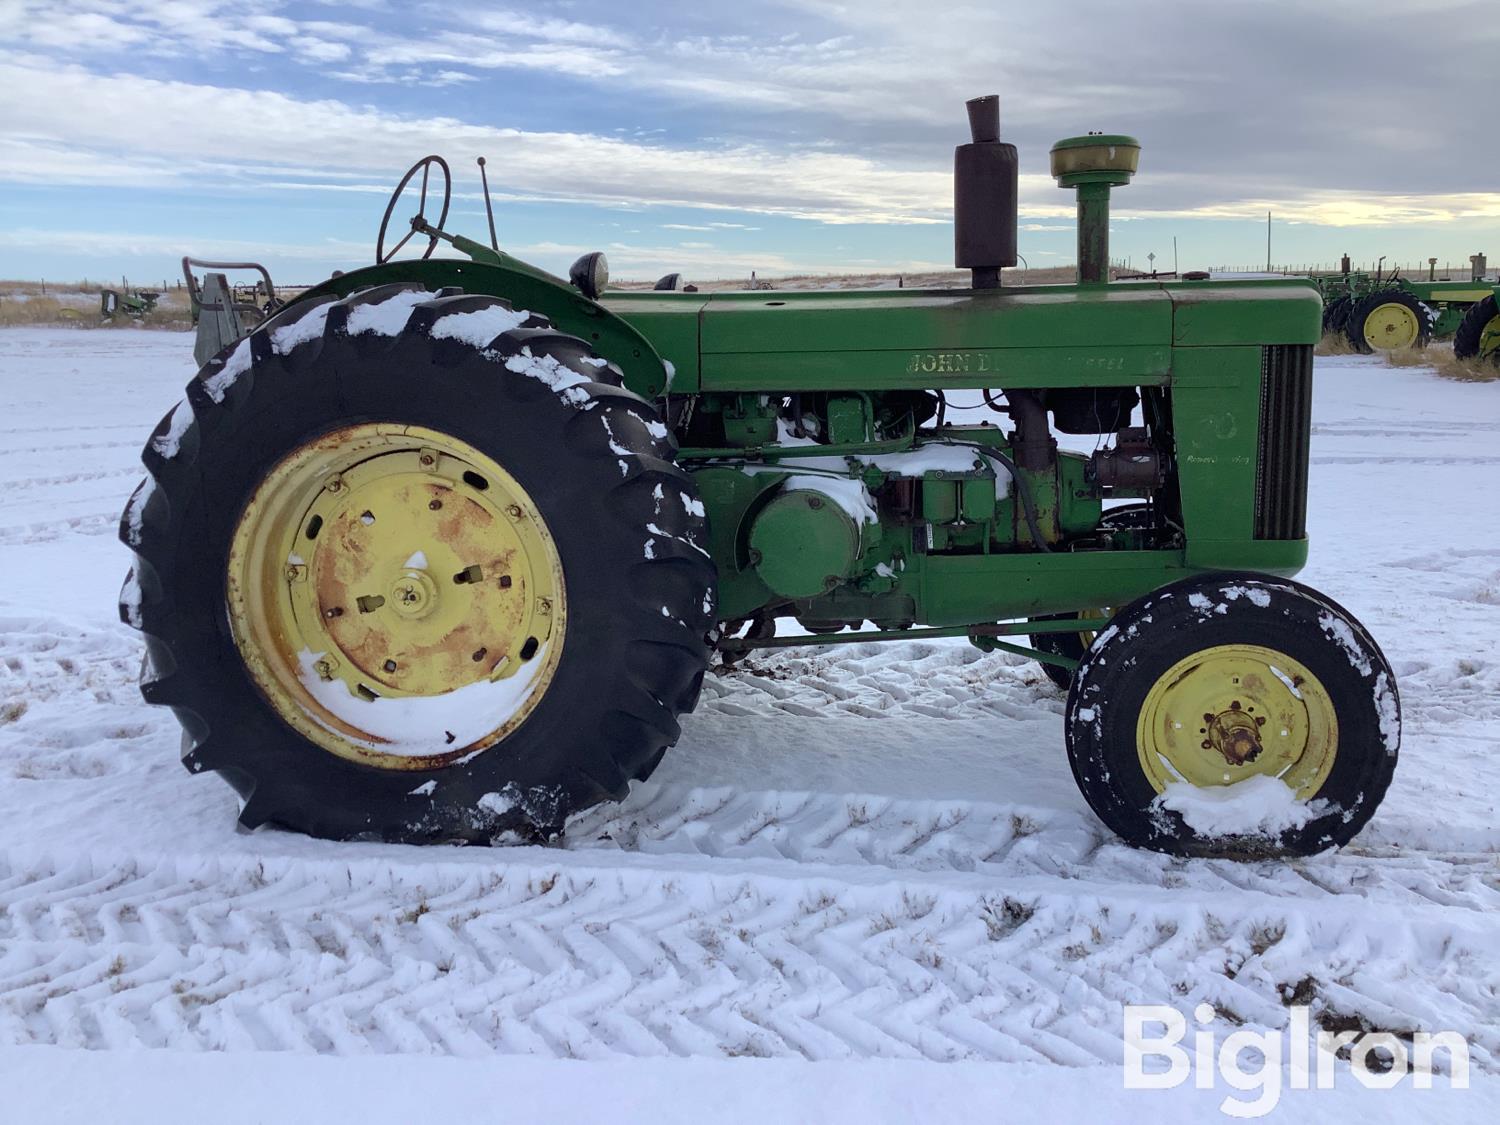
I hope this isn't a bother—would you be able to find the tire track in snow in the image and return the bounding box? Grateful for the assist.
[1,467,141,492]
[0,849,1494,1064]
[564,783,1500,915]
[0,513,119,545]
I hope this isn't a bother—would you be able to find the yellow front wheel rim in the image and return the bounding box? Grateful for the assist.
[1136,644,1337,797]
[226,422,566,770]
[1077,605,1108,649]
[1362,302,1421,350]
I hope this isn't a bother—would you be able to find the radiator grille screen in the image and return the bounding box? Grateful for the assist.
[1254,344,1313,540]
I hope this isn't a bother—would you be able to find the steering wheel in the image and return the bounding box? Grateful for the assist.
[376,155,452,264]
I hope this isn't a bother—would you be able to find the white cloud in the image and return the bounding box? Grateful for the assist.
[0,61,955,225]
[0,227,370,262]
[294,39,352,64]
[2,0,1496,276]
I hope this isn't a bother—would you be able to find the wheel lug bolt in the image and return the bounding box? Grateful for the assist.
[383,660,398,673]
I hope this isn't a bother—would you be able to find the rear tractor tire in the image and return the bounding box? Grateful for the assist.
[119,283,717,843]
[1345,288,1432,354]
[1453,294,1500,365]
[1064,573,1399,858]
[1321,294,1351,337]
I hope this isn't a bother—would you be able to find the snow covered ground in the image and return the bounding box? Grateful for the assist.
[0,327,1497,1120]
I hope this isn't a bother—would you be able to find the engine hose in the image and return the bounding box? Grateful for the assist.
[937,441,1054,554]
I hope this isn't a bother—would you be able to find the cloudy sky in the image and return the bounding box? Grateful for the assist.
[1,0,1496,284]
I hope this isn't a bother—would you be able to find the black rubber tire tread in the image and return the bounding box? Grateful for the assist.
[1344,288,1432,354]
[119,283,716,843]
[1064,572,1400,858]
[1321,295,1351,335]
[1029,504,1154,690]
[1452,294,1499,363]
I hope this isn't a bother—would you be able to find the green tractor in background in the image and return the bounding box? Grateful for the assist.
[99,279,160,320]
[1315,256,1500,360]
[120,97,1402,860]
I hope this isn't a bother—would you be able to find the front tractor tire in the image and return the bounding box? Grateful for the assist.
[120,283,716,843]
[1345,288,1432,354]
[1064,573,1399,858]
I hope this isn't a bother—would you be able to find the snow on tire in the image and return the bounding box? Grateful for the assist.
[118,282,717,843]
[1065,572,1400,858]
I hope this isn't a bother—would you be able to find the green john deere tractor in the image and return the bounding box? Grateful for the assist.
[1315,261,1500,359]
[120,96,1402,858]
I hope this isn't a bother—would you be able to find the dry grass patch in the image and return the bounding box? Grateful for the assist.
[0,286,193,331]
[1383,344,1500,383]
[0,296,75,326]
[1314,332,1357,356]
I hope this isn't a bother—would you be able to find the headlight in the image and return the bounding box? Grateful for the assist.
[569,252,609,300]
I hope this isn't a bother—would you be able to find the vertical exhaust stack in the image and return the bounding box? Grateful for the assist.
[954,95,1018,290]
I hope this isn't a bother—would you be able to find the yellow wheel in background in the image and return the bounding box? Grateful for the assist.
[1454,296,1500,364]
[1348,289,1431,353]
[1482,313,1500,359]
[1135,644,1337,797]
[1361,302,1421,351]
[226,422,566,770]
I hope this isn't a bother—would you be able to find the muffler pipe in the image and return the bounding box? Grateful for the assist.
[954,95,1018,290]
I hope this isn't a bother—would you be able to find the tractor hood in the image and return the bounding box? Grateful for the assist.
[604,279,1322,394]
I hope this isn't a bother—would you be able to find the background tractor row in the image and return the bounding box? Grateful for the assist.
[1314,256,1500,361]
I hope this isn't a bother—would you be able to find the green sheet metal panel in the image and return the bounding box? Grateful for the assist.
[1167,281,1323,346]
[600,291,706,392]
[695,284,1174,391]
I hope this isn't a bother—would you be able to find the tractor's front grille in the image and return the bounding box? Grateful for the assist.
[1254,344,1313,540]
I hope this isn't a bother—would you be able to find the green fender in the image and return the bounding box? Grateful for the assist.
[283,256,674,399]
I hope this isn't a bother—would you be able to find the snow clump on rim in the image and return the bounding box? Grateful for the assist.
[1153,774,1332,839]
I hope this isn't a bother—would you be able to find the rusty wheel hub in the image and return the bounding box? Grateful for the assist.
[1135,643,1338,796]
[226,423,566,769]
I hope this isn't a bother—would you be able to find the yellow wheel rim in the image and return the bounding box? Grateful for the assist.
[1077,606,1108,649]
[227,422,566,770]
[1362,302,1421,350]
[1479,313,1500,359]
[1136,644,1337,797]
